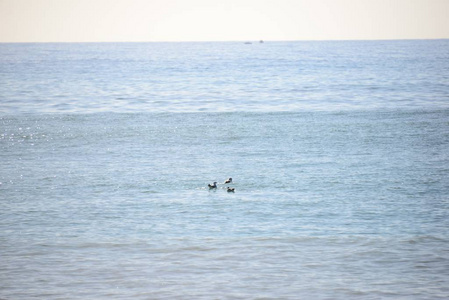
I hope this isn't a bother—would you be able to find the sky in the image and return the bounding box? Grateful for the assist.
[1,0,448,42]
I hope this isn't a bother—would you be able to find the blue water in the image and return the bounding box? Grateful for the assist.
[1,40,449,299]
[1,40,449,113]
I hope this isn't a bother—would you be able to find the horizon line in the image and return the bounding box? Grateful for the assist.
[1,37,448,44]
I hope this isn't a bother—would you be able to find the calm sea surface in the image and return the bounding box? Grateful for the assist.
[1,40,449,299]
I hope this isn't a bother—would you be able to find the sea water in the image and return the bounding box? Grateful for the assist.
[1,40,449,299]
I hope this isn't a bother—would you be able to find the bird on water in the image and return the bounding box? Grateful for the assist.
[208,182,217,189]
[224,178,232,184]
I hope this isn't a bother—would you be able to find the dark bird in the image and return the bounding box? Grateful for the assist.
[208,182,217,189]
[227,187,235,193]
[224,178,233,184]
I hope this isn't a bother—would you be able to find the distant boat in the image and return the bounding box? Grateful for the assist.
[259,40,264,43]
[244,42,252,45]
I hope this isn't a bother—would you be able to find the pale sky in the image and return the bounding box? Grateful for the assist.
[1,0,448,42]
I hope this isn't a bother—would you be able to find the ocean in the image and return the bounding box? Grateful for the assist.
[1,40,449,299]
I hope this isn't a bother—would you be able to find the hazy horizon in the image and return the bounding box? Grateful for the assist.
[2,37,449,44]
[1,0,449,43]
